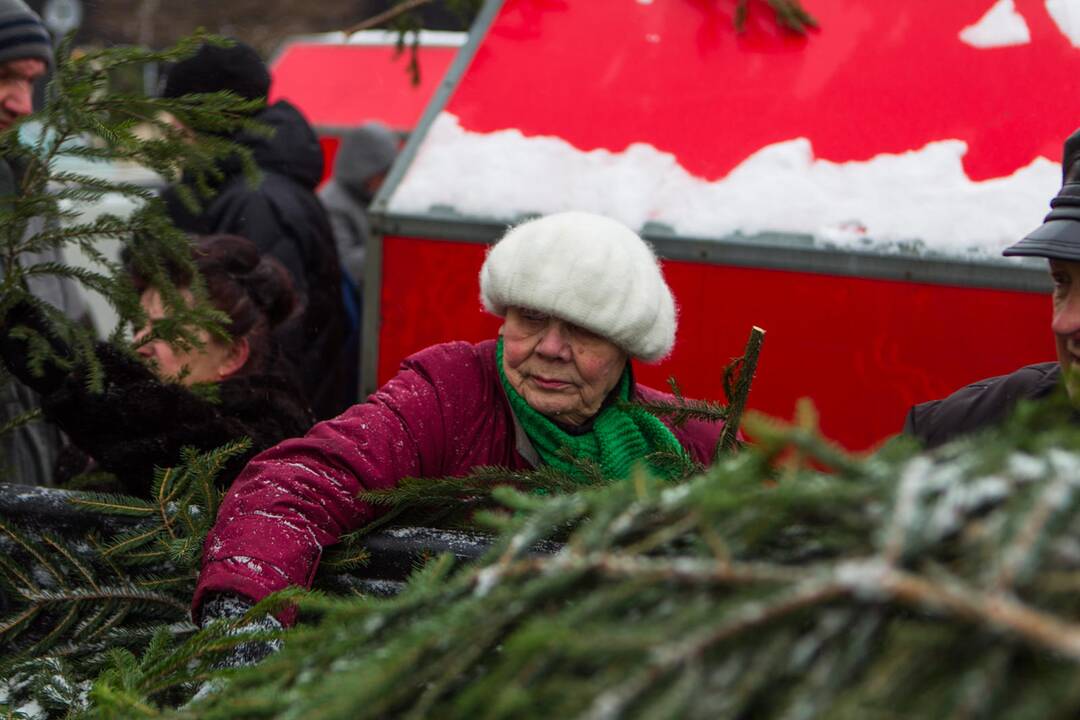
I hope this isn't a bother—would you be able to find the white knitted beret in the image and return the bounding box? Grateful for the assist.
[480,211,677,362]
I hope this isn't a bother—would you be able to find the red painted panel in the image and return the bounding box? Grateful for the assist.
[270,43,459,130]
[447,0,1080,181]
[378,238,500,384]
[317,136,341,187]
[378,236,1052,450]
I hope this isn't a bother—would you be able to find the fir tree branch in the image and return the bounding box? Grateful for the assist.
[344,0,435,35]
[715,326,765,460]
[68,495,157,516]
[19,585,188,613]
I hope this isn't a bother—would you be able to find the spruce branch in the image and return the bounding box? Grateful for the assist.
[764,0,818,33]
[635,381,730,427]
[343,0,436,34]
[715,325,765,460]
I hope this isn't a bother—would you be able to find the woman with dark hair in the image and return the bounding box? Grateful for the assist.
[0,234,314,495]
[128,234,298,383]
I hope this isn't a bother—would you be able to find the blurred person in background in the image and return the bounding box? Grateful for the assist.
[159,40,355,421]
[318,121,399,291]
[317,122,398,403]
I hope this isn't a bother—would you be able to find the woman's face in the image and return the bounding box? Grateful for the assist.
[501,306,628,426]
[132,288,246,385]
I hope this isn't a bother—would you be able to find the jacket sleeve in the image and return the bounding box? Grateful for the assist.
[901,404,925,440]
[40,345,250,494]
[901,363,1060,449]
[193,342,486,622]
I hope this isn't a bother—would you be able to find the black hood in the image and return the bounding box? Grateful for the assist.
[233,99,324,190]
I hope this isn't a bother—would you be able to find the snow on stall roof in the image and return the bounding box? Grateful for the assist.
[960,0,1030,48]
[282,29,467,48]
[389,112,1061,259]
[1047,0,1080,47]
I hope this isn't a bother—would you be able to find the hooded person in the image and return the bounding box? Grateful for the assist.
[159,40,353,421]
[904,128,1080,448]
[318,121,398,290]
[192,211,728,629]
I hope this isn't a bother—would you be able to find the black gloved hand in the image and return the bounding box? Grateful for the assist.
[199,593,283,669]
[0,299,72,394]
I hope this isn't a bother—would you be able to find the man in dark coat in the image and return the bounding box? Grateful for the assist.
[160,41,354,420]
[904,130,1080,448]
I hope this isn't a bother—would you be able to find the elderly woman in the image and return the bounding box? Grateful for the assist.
[194,212,724,622]
[0,234,313,494]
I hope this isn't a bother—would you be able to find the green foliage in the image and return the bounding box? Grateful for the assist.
[0,435,384,716]
[141,393,1080,720]
[1,393,1080,717]
[2,391,1074,718]
[0,438,255,719]
[0,438,248,662]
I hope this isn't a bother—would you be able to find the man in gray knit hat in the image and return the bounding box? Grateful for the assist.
[0,0,51,131]
[0,0,87,486]
[318,121,399,290]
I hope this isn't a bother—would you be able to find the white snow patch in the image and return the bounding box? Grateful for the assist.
[474,566,501,597]
[31,566,55,587]
[0,681,45,719]
[959,0,1030,48]
[390,113,1060,258]
[16,700,44,719]
[835,558,891,600]
[1007,452,1047,482]
[926,475,1010,540]
[660,484,691,508]
[301,29,467,47]
[1047,0,1080,47]
[231,555,265,575]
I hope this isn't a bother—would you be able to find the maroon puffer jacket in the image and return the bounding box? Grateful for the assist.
[194,339,724,621]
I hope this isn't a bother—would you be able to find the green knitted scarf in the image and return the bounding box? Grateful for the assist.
[496,338,686,484]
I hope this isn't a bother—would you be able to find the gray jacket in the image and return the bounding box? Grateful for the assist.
[317,122,398,290]
[318,178,368,286]
[0,157,88,486]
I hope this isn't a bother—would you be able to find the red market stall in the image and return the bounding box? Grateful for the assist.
[268,31,464,180]
[367,0,1077,450]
